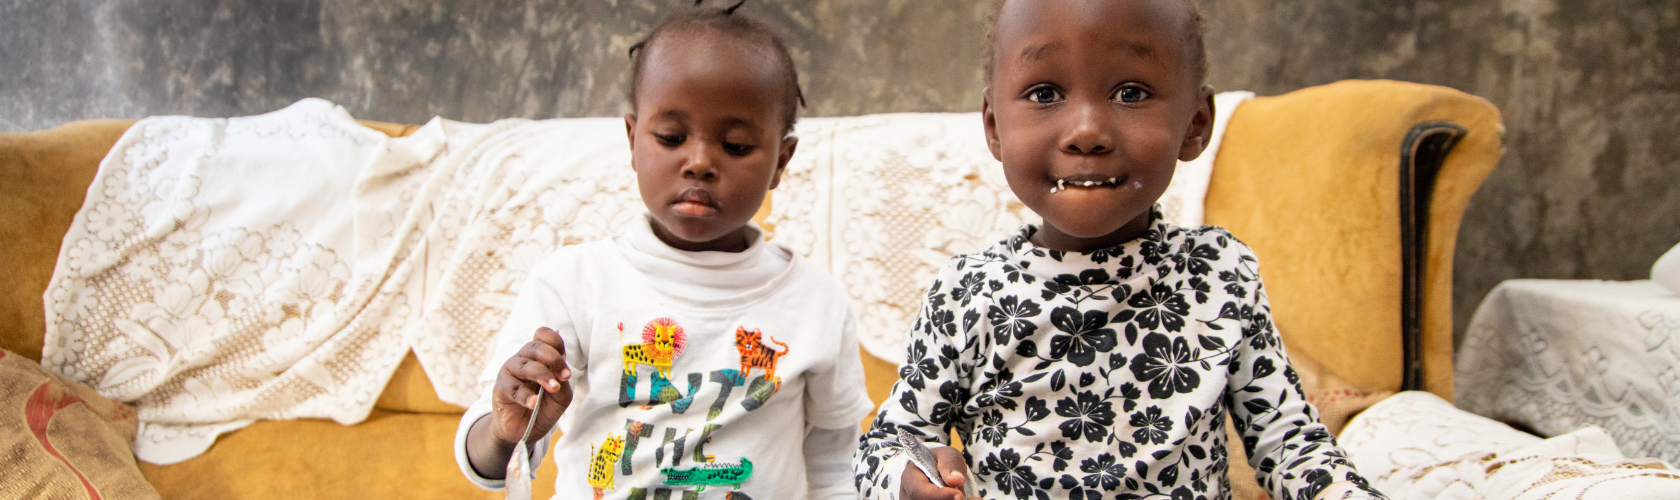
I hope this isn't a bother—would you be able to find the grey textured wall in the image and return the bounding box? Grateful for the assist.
[0,0,990,127]
[1203,0,1680,346]
[4,0,1678,345]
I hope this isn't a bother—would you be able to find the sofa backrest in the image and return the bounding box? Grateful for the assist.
[1,80,1503,406]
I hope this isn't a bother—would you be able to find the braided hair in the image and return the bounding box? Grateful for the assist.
[626,0,807,134]
[982,0,1209,86]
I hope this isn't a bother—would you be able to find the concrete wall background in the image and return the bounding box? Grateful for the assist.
[4,0,1677,347]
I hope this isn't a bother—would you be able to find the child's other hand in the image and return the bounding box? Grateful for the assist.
[900,446,981,500]
[490,326,573,447]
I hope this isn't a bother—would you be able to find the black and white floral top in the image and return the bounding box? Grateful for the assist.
[854,207,1386,500]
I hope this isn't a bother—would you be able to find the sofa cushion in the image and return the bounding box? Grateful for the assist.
[373,352,467,414]
[137,409,557,499]
[0,348,159,499]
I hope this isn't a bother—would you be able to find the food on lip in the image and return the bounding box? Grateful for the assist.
[1049,176,1121,193]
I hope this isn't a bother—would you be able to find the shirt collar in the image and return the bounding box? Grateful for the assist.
[994,204,1175,279]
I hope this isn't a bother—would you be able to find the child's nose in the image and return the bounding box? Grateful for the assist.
[1061,105,1116,154]
[680,142,719,180]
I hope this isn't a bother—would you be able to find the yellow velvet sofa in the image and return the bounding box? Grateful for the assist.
[0,79,1502,498]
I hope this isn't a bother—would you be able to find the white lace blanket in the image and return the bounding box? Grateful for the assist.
[44,96,1251,463]
[1341,391,1680,500]
[44,100,444,463]
[1456,279,1680,464]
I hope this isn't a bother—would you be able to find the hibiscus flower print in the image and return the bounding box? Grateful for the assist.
[1128,280,1191,332]
[1129,405,1174,445]
[925,278,947,310]
[1245,310,1278,350]
[928,308,958,337]
[1079,453,1127,491]
[899,339,936,390]
[928,380,965,425]
[1054,390,1115,442]
[983,448,1039,500]
[1130,332,1202,398]
[1183,242,1221,275]
[1000,262,1037,284]
[980,410,1011,445]
[988,295,1041,344]
[952,272,986,306]
[1048,306,1117,367]
[976,367,1027,411]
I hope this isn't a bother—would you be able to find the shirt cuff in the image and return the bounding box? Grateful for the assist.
[1319,480,1385,500]
[455,397,551,492]
[872,452,912,500]
[454,399,505,491]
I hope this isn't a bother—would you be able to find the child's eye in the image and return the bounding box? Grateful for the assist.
[722,142,756,156]
[653,133,685,147]
[1113,86,1151,104]
[1026,87,1063,104]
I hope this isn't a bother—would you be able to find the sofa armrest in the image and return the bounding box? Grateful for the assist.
[1204,79,1504,398]
[0,119,137,362]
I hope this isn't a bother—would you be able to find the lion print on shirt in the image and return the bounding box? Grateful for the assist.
[621,318,686,378]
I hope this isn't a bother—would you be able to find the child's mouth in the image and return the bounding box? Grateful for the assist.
[1048,175,1125,194]
[672,188,719,217]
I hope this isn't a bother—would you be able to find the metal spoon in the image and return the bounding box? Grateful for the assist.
[506,392,542,500]
[896,426,980,498]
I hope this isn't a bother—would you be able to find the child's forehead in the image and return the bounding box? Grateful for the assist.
[643,35,782,92]
[636,30,795,127]
[649,30,778,68]
[995,0,1195,52]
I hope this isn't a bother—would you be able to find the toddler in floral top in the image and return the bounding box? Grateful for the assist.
[852,1,1389,499]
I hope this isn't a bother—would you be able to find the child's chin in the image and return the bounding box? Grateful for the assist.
[1051,222,1131,240]
[1039,209,1128,235]
[651,215,737,243]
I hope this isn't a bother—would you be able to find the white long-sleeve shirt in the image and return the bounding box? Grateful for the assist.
[455,215,874,499]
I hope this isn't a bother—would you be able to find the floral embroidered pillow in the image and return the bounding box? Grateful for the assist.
[0,348,159,499]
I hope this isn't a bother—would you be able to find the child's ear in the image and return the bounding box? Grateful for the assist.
[623,113,638,154]
[1177,85,1217,162]
[769,135,797,190]
[982,88,1003,162]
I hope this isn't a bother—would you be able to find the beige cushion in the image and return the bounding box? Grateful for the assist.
[0,348,159,499]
